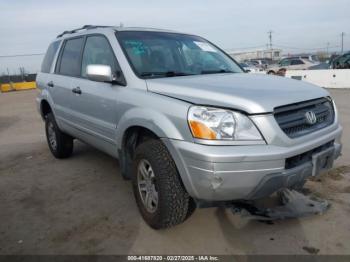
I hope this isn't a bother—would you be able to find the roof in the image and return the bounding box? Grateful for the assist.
[56,25,179,39]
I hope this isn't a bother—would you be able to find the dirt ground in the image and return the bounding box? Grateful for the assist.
[0,89,350,255]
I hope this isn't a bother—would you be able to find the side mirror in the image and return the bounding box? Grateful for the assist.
[86,64,113,82]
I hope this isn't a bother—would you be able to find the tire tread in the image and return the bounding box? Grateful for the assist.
[45,113,73,159]
[132,139,193,229]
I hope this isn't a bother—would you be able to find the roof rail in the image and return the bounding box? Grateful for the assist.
[56,25,110,38]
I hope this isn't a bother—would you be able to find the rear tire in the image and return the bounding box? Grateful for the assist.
[45,113,73,159]
[132,139,192,229]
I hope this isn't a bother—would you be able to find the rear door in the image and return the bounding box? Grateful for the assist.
[69,35,123,146]
[50,37,85,126]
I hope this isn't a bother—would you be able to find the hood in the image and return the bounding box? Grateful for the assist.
[146,73,329,114]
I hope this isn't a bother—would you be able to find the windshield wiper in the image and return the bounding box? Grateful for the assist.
[140,71,194,78]
[201,69,235,74]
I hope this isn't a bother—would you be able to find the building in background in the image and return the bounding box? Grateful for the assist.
[226,48,282,62]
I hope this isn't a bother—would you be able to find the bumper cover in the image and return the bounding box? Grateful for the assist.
[163,125,342,201]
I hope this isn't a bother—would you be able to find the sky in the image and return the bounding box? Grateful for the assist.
[0,0,349,74]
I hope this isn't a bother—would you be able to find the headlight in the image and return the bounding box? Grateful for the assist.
[188,106,263,141]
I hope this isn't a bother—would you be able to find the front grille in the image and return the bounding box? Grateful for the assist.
[274,97,334,138]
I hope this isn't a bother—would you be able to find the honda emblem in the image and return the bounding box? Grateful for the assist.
[305,111,317,125]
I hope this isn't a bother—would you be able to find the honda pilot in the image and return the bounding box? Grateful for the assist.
[36,25,342,229]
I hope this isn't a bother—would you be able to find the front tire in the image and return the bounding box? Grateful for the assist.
[45,113,73,159]
[132,139,193,229]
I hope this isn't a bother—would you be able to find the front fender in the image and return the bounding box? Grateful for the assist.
[115,107,193,150]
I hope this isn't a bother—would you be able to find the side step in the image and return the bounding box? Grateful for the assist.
[230,189,330,221]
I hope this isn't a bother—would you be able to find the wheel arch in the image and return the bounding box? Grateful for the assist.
[116,107,191,179]
[118,124,161,180]
[40,99,52,119]
[38,88,56,120]
[116,107,189,151]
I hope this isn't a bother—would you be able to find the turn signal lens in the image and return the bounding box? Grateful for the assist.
[189,120,216,139]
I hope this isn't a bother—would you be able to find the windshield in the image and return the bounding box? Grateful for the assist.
[116,31,242,78]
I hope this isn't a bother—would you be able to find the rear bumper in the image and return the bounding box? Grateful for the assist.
[162,125,342,201]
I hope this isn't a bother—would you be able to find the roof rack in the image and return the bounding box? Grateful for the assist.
[56,25,110,38]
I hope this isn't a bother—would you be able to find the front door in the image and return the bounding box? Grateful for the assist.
[69,35,123,147]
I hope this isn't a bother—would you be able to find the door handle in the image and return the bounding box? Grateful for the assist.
[47,81,54,87]
[72,86,82,95]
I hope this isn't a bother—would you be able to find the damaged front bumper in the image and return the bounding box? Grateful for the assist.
[163,125,342,201]
[230,188,331,221]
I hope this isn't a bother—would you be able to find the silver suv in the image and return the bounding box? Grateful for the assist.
[37,25,342,229]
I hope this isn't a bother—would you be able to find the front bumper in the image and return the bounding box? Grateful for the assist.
[162,125,342,201]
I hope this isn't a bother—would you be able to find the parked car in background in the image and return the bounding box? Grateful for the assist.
[239,62,260,73]
[267,58,316,74]
[289,55,320,63]
[331,52,350,69]
[249,58,272,69]
[309,52,350,70]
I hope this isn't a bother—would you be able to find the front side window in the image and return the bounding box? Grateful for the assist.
[280,59,291,66]
[58,37,84,76]
[81,36,118,77]
[116,31,242,78]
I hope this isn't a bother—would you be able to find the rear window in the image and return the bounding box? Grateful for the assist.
[57,37,84,76]
[41,41,60,73]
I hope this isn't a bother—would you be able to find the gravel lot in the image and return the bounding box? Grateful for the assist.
[0,89,350,255]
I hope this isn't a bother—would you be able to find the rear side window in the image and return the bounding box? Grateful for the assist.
[41,41,60,73]
[57,37,84,76]
[291,59,304,65]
